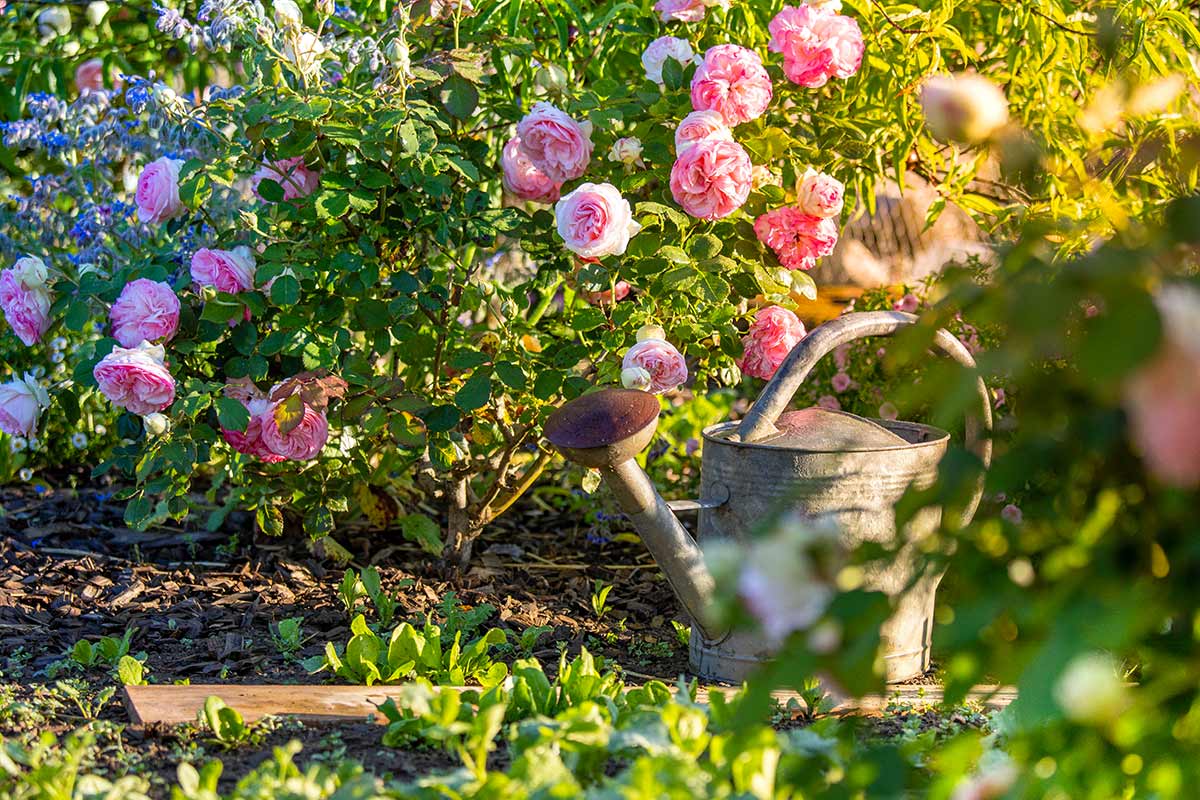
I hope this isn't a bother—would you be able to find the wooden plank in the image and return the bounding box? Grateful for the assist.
[123,682,1018,726]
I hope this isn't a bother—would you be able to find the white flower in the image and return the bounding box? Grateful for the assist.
[641,36,696,84]
[920,73,1010,145]
[621,366,652,390]
[734,514,844,644]
[27,437,40,450]
[607,137,645,170]
[37,6,73,38]
[274,0,303,28]
[635,324,666,343]
[95,424,108,436]
[19,468,33,482]
[143,413,171,436]
[71,432,88,449]
[1054,652,1129,725]
[283,31,326,78]
[9,437,27,453]
[86,1,110,26]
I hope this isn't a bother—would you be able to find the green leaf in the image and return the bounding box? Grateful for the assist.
[271,275,301,305]
[422,404,460,433]
[256,504,285,537]
[215,397,251,432]
[117,656,146,686]
[441,75,479,119]
[399,513,443,555]
[256,178,285,203]
[455,371,492,411]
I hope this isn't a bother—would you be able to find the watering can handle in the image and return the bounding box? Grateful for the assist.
[737,310,993,524]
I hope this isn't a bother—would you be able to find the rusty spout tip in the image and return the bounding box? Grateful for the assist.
[544,389,661,468]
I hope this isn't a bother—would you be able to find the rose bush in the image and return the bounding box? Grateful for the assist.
[0,0,1197,573]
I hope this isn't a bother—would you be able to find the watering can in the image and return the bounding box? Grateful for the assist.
[544,311,992,683]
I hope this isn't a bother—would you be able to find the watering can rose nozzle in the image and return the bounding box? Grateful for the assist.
[544,389,721,640]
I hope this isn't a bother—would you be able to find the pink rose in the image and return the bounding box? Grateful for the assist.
[642,36,696,84]
[831,371,852,393]
[878,402,899,420]
[75,58,104,93]
[797,168,844,219]
[109,278,181,348]
[583,280,632,306]
[690,45,773,126]
[1000,504,1023,525]
[0,257,52,347]
[654,0,705,23]
[554,182,641,259]
[674,110,733,155]
[191,246,257,294]
[260,400,330,461]
[817,394,841,411]
[768,4,864,89]
[893,293,920,313]
[515,102,594,184]
[222,398,286,463]
[738,306,806,380]
[0,375,49,438]
[753,206,839,270]
[622,338,688,395]
[135,157,186,224]
[670,138,753,220]
[93,342,176,416]
[1124,285,1200,487]
[501,136,562,204]
[833,342,850,370]
[251,157,321,202]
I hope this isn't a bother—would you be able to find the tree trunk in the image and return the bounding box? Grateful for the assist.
[442,476,480,570]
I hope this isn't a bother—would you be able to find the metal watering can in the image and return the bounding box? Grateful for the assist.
[544,311,993,683]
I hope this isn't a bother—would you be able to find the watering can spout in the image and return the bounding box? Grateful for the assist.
[543,389,720,641]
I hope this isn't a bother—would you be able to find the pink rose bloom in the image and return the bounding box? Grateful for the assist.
[251,157,320,202]
[690,45,773,126]
[583,280,632,306]
[993,387,1006,408]
[0,375,49,438]
[554,182,641,259]
[674,110,733,155]
[191,246,257,294]
[831,371,852,393]
[260,400,330,461]
[893,293,920,313]
[738,306,806,380]
[516,102,594,184]
[797,168,844,219]
[109,278,181,348]
[222,398,286,463]
[622,338,688,395]
[75,58,104,93]
[1000,504,1023,525]
[670,138,753,220]
[0,257,52,347]
[878,402,899,420]
[1124,284,1200,487]
[135,157,186,224]
[501,136,562,204]
[93,342,176,416]
[817,394,841,411]
[655,0,705,23]
[833,342,850,370]
[768,4,864,88]
[642,36,697,84]
[753,206,839,270]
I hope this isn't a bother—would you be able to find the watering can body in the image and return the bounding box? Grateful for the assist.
[544,311,992,685]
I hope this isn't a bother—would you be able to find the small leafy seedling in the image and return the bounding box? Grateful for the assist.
[519,625,554,656]
[590,580,614,619]
[200,696,256,746]
[671,620,691,647]
[360,566,397,627]
[272,617,306,658]
[117,655,148,686]
[69,629,137,668]
[54,681,115,721]
[338,569,367,617]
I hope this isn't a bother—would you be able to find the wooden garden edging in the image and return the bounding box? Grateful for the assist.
[122,682,1017,726]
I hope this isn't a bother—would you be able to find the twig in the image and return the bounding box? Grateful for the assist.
[1030,7,1094,37]
[869,0,930,35]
